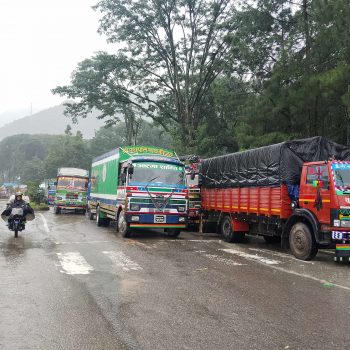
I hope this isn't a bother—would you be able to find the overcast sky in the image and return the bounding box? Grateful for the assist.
[0,0,111,117]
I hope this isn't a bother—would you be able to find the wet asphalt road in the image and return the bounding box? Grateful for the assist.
[0,204,350,350]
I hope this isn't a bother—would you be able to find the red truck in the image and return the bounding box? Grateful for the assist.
[200,137,350,261]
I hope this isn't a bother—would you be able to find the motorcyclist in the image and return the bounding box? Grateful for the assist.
[2,191,34,221]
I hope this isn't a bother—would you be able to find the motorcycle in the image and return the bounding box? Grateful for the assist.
[8,206,26,238]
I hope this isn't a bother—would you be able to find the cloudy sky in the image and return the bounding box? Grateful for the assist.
[0,0,111,119]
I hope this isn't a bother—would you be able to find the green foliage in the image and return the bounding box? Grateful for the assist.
[45,133,91,178]
[53,0,238,152]
[26,180,43,205]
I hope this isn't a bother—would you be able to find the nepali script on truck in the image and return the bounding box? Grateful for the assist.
[89,146,188,237]
[200,137,350,261]
[54,168,89,214]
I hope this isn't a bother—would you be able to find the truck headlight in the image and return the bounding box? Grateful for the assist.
[130,204,140,211]
[333,220,341,227]
[178,206,186,212]
[179,217,186,222]
[131,216,140,222]
[56,196,63,200]
[341,220,350,228]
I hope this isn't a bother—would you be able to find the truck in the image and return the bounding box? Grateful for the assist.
[180,155,202,230]
[41,179,56,205]
[200,136,350,261]
[54,168,89,214]
[89,146,188,237]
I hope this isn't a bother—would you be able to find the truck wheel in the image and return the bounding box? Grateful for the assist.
[89,211,95,220]
[167,228,181,238]
[221,216,245,243]
[96,207,105,227]
[118,210,131,238]
[289,223,318,261]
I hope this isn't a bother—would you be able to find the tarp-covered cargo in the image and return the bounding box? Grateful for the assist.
[201,137,350,188]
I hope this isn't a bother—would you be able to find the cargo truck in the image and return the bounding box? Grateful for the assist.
[89,146,188,237]
[54,168,89,214]
[42,179,56,205]
[200,137,350,261]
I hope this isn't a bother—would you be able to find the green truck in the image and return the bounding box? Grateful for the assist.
[89,146,188,237]
[54,167,89,214]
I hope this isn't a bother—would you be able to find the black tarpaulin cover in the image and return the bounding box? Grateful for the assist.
[200,137,350,188]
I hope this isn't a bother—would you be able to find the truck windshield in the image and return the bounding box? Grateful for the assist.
[332,164,350,191]
[57,177,88,191]
[129,162,185,187]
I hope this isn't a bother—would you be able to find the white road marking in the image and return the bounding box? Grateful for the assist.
[55,240,112,245]
[320,250,335,256]
[203,253,245,266]
[39,213,50,233]
[103,251,143,272]
[221,249,350,292]
[221,248,281,265]
[56,252,94,275]
[248,248,314,264]
[267,265,350,292]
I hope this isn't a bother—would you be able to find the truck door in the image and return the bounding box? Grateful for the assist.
[301,165,331,224]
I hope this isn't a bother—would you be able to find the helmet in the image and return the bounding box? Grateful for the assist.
[15,191,23,200]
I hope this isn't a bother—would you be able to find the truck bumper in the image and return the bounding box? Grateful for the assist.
[334,244,350,262]
[126,213,187,229]
[55,204,86,210]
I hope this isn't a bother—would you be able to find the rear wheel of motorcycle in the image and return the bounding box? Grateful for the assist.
[14,230,18,238]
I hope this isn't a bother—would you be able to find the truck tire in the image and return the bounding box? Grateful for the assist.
[221,216,245,243]
[289,223,318,261]
[167,228,181,238]
[96,207,106,227]
[88,210,95,220]
[118,210,131,238]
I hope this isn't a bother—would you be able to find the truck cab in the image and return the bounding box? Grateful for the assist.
[54,168,89,215]
[90,146,188,238]
[293,160,350,260]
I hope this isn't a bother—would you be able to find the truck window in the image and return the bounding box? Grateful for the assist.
[306,165,329,189]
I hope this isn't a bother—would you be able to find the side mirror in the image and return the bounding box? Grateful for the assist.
[128,164,134,175]
[120,173,127,184]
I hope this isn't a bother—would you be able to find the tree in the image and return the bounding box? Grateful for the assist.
[44,133,91,178]
[53,0,238,152]
[88,120,173,158]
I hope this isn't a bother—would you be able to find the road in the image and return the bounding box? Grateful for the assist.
[0,205,350,350]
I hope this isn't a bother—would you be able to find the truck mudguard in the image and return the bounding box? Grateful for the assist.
[283,208,321,243]
[201,137,350,189]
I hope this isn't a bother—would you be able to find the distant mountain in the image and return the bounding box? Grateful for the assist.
[0,104,105,141]
[0,108,40,127]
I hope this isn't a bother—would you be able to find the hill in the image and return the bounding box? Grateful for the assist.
[0,104,105,140]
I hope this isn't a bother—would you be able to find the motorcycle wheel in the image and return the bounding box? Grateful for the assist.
[14,230,18,238]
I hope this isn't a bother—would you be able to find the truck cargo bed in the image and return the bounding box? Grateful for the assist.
[202,185,292,220]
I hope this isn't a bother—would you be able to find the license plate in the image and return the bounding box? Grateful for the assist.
[155,215,165,223]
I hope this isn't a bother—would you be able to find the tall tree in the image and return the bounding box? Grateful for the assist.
[53,0,238,152]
